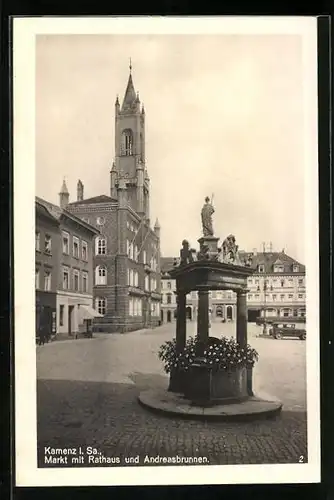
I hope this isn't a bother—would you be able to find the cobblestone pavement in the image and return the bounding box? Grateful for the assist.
[36,322,307,467]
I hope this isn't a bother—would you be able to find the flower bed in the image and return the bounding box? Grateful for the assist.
[159,335,259,402]
[158,335,259,374]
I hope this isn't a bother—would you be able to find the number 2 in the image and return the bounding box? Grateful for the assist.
[299,455,304,463]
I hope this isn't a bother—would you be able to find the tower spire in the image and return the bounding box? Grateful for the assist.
[129,57,132,73]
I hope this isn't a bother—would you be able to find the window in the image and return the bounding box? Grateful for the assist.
[272,294,277,301]
[274,264,284,273]
[129,297,134,316]
[280,294,285,300]
[145,275,149,290]
[255,279,259,284]
[281,279,285,287]
[82,272,88,293]
[63,267,69,290]
[134,271,139,287]
[151,278,156,291]
[62,232,69,254]
[293,264,299,272]
[121,129,133,156]
[288,294,293,299]
[130,269,134,286]
[96,297,106,315]
[96,237,106,255]
[167,293,172,304]
[82,241,88,261]
[73,236,79,258]
[298,294,303,299]
[96,265,107,285]
[298,278,304,286]
[44,270,51,291]
[35,232,40,251]
[191,291,197,299]
[167,281,171,289]
[44,234,52,254]
[248,294,252,300]
[258,265,264,273]
[248,278,253,285]
[143,250,147,264]
[73,270,79,292]
[59,305,64,326]
[35,268,40,289]
[255,294,260,299]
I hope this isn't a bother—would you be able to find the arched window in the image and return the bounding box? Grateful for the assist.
[96,237,106,255]
[95,265,107,285]
[121,129,133,156]
[140,132,144,161]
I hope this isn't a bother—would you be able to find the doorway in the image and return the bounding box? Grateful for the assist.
[160,310,164,323]
[167,311,172,322]
[68,305,74,336]
[186,306,192,320]
[226,305,233,320]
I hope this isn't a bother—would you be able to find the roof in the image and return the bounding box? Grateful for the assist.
[68,195,117,206]
[160,252,305,276]
[35,201,59,225]
[161,257,177,274]
[59,179,69,194]
[242,251,305,274]
[35,196,100,235]
[121,73,137,112]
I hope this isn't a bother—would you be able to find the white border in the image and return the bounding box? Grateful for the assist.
[13,16,320,487]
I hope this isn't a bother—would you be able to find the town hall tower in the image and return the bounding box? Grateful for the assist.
[110,62,150,223]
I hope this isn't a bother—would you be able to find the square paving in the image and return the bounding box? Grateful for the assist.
[36,322,307,467]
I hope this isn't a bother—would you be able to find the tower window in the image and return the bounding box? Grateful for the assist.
[121,129,133,156]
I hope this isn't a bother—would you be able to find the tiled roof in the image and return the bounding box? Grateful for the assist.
[36,196,100,235]
[243,251,305,274]
[35,201,59,224]
[68,195,117,206]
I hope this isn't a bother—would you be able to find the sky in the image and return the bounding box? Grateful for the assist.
[36,34,308,263]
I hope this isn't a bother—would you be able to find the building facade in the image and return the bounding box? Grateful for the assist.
[35,201,60,339]
[160,251,306,324]
[64,66,161,333]
[36,195,100,337]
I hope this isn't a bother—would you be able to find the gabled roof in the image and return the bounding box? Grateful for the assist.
[35,196,100,235]
[68,195,117,206]
[35,201,59,225]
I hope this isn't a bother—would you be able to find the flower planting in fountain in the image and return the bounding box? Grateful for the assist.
[158,335,259,374]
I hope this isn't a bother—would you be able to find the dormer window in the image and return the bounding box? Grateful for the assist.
[258,264,264,273]
[274,264,284,273]
[293,264,299,272]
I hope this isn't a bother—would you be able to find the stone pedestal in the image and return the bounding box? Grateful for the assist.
[197,290,209,349]
[198,236,220,260]
[184,364,249,406]
[168,290,187,393]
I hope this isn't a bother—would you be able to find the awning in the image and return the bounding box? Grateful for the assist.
[78,304,103,321]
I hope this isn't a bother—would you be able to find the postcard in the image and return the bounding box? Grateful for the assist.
[13,16,320,487]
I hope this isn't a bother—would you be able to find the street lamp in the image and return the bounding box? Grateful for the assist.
[263,279,268,334]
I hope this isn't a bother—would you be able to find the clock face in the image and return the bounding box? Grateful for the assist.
[97,216,105,226]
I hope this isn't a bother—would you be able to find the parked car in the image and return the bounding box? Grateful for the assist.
[269,322,306,340]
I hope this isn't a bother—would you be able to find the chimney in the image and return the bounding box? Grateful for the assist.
[77,179,84,202]
[252,248,257,256]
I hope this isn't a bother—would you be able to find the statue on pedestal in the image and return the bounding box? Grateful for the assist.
[221,234,241,265]
[180,240,194,266]
[201,196,214,236]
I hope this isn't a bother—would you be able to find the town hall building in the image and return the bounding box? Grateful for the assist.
[65,65,161,333]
